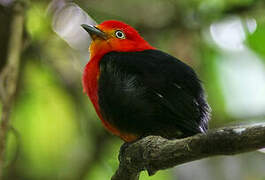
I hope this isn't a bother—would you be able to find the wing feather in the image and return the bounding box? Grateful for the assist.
[98,49,210,138]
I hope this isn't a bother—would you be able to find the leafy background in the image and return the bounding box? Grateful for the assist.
[0,0,265,179]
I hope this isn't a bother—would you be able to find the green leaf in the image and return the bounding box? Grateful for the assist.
[247,23,265,61]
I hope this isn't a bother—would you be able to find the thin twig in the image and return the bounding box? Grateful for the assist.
[0,2,25,179]
[112,123,265,180]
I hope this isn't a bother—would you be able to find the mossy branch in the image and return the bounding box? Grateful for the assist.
[112,123,265,180]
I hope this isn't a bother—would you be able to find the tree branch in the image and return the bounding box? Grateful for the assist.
[0,2,25,179]
[112,123,265,180]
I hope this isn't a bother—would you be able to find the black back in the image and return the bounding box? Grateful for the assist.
[98,49,210,138]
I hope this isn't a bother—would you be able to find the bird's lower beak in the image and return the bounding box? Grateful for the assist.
[81,24,107,40]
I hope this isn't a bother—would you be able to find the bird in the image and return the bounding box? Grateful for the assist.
[81,20,211,142]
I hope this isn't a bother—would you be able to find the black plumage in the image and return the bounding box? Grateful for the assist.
[98,49,210,139]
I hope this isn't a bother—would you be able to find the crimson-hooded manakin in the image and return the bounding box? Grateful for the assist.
[81,20,211,142]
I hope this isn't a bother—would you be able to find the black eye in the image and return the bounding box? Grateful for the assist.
[115,30,125,39]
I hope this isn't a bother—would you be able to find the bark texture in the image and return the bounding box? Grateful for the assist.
[112,123,265,180]
[0,2,25,179]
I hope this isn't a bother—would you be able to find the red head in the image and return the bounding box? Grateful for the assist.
[81,20,154,59]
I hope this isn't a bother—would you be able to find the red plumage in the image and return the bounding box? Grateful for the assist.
[82,20,210,142]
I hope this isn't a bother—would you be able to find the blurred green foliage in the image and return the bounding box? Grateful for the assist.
[26,3,50,40]
[247,23,265,60]
[1,0,265,180]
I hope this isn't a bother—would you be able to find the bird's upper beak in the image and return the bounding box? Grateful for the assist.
[81,24,107,40]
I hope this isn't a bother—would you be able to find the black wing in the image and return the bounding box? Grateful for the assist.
[98,49,210,138]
